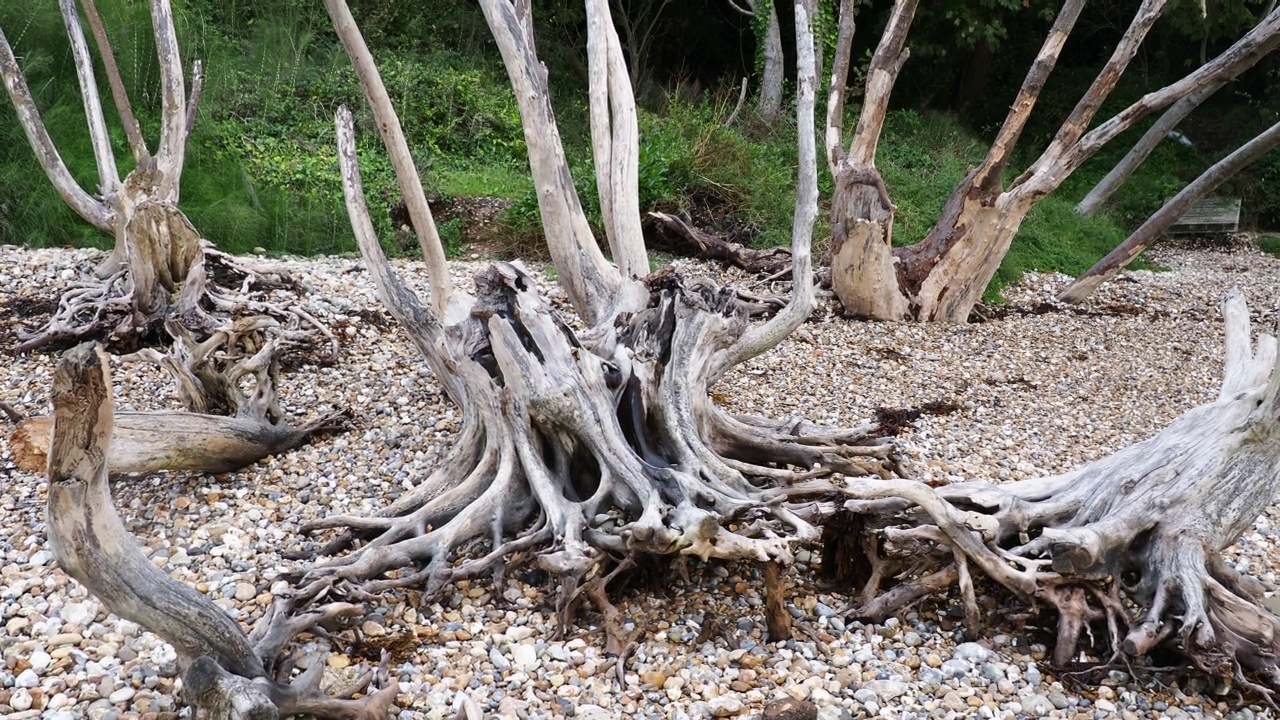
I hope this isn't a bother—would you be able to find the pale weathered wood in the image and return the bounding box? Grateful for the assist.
[585,0,649,280]
[45,342,395,719]
[476,0,636,325]
[12,409,347,476]
[0,25,114,232]
[829,2,1280,323]
[323,0,453,319]
[306,1,897,623]
[843,290,1280,692]
[826,0,918,321]
[60,0,119,196]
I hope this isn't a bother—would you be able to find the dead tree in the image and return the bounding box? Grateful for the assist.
[45,343,397,719]
[1,0,341,472]
[1077,6,1280,217]
[728,0,785,121]
[1074,80,1224,218]
[1059,118,1280,304]
[826,0,1280,322]
[294,0,898,648]
[840,289,1280,695]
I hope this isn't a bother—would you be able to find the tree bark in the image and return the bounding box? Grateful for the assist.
[751,0,785,123]
[828,1,1280,323]
[826,0,918,321]
[842,289,1280,693]
[1058,118,1280,304]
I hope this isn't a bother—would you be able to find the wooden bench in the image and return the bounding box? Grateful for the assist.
[1168,196,1241,234]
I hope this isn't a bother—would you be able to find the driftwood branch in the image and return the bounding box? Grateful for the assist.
[45,343,395,719]
[1059,118,1280,304]
[324,0,453,318]
[12,409,349,476]
[79,0,149,162]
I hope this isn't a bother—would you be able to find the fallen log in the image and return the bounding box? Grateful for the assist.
[10,409,348,475]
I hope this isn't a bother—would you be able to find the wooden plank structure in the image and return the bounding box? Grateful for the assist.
[1168,196,1241,234]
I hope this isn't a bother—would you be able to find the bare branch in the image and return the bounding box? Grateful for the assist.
[185,59,203,141]
[79,0,149,163]
[60,0,119,195]
[825,0,856,175]
[0,27,113,232]
[1076,79,1223,216]
[1058,118,1280,304]
[324,0,455,319]
[586,0,650,280]
[971,0,1086,191]
[713,0,818,379]
[478,0,629,325]
[150,0,187,198]
[844,0,919,167]
[1020,0,1168,185]
[1047,6,1280,184]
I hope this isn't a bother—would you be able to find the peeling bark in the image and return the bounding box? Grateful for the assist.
[842,289,1280,694]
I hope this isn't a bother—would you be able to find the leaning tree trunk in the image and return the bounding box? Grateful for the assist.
[839,288,1280,695]
[828,1,1280,322]
[1058,117,1280,304]
[1,0,340,472]
[1075,79,1224,217]
[295,0,900,657]
[44,343,398,719]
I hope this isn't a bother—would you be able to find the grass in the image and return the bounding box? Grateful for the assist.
[1258,234,1280,258]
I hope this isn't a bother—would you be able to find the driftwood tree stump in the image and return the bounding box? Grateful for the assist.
[840,288,1280,696]
[290,0,899,660]
[1,0,342,474]
[45,344,397,719]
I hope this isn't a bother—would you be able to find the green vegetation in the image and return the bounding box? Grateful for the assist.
[1,0,1260,301]
[1258,234,1280,258]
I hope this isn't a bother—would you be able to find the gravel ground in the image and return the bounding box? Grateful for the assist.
[2,240,1279,720]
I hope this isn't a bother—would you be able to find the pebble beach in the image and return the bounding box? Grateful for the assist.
[2,240,1280,720]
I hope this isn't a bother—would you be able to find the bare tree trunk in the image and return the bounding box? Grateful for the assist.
[1059,118,1280,304]
[842,289,1280,693]
[828,1,1280,323]
[44,344,397,719]
[1076,80,1223,216]
[825,0,918,321]
[12,409,347,476]
[751,0,785,122]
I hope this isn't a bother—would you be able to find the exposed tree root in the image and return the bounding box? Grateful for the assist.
[840,289,1280,698]
[46,344,396,719]
[11,241,344,474]
[295,260,898,608]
